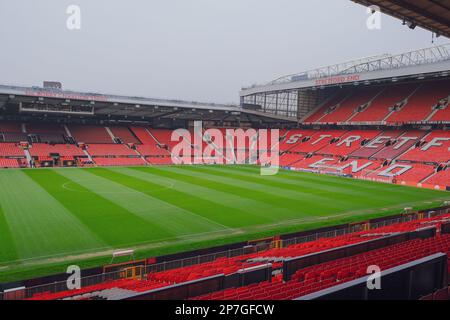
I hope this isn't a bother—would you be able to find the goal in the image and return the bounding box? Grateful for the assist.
[313,164,346,177]
[353,168,395,184]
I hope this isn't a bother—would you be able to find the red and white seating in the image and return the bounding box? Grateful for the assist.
[386,81,450,123]
[304,90,352,123]
[69,125,113,144]
[430,103,450,123]
[109,126,141,144]
[351,84,418,123]
[130,127,157,145]
[279,130,317,152]
[93,157,147,167]
[0,158,25,168]
[318,87,382,123]
[145,156,174,165]
[290,155,338,170]
[364,162,436,184]
[29,143,85,159]
[317,130,381,156]
[350,130,405,158]
[194,233,450,300]
[334,158,383,177]
[399,130,450,164]
[289,130,347,154]
[280,153,304,167]
[424,169,450,187]
[148,129,180,149]
[371,130,427,160]
[86,144,137,157]
[0,143,25,157]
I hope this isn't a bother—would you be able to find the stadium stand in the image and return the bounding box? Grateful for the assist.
[130,127,157,145]
[25,123,66,134]
[108,126,141,144]
[93,157,147,167]
[350,130,405,158]
[0,143,25,157]
[317,130,381,156]
[129,127,170,156]
[371,130,427,160]
[194,234,450,300]
[147,129,179,149]
[1,132,28,143]
[303,80,449,125]
[399,130,450,164]
[430,98,450,123]
[290,155,338,170]
[0,121,447,190]
[303,90,352,123]
[279,153,304,167]
[334,158,383,177]
[424,169,450,187]
[69,125,113,144]
[279,129,317,152]
[135,144,170,157]
[317,87,382,123]
[28,143,85,159]
[390,163,437,184]
[145,156,174,165]
[351,84,418,123]
[0,121,22,133]
[289,130,347,153]
[86,144,137,157]
[386,81,450,123]
[0,158,26,168]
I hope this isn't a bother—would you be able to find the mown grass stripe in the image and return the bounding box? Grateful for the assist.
[194,165,445,205]
[59,168,224,235]
[90,167,274,227]
[0,170,105,261]
[140,166,344,218]
[113,166,298,221]
[25,169,172,248]
[226,165,448,197]
[177,165,385,210]
[0,203,19,263]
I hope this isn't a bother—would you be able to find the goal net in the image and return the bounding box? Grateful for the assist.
[312,164,347,177]
[353,168,395,184]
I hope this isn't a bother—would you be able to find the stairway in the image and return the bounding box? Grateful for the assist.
[23,148,33,167]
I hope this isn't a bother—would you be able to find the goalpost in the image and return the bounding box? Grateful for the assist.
[309,164,401,185]
[102,250,146,280]
[312,164,346,177]
[354,168,396,184]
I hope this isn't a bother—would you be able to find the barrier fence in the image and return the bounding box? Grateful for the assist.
[1,206,448,300]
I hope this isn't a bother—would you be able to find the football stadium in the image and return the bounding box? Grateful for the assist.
[0,1,450,305]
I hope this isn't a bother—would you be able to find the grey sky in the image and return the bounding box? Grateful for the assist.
[0,0,447,104]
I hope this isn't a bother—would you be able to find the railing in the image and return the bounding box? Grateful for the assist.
[1,206,448,300]
[242,43,450,89]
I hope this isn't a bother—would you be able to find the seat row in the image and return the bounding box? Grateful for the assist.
[193,233,450,300]
[304,80,450,124]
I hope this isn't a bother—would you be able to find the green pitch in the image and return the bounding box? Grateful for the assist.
[0,165,448,283]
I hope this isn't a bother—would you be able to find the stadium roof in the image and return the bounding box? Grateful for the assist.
[0,84,296,125]
[241,44,450,96]
[0,85,293,124]
[352,0,450,38]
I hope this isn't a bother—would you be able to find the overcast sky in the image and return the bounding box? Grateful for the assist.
[0,0,447,104]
